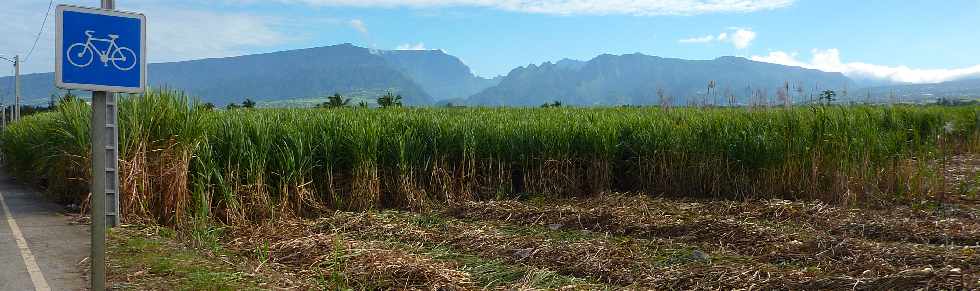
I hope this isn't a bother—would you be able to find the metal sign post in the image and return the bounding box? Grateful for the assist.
[56,2,144,290]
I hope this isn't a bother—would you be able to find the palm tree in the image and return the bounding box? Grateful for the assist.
[242,98,257,108]
[819,90,836,105]
[541,100,562,108]
[377,91,403,108]
[318,93,351,108]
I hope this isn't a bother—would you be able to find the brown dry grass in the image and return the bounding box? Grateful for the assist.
[104,155,980,290]
[436,195,978,289]
[105,193,976,290]
[226,220,477,290]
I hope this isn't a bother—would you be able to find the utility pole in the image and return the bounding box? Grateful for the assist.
[0,57,18,121]
[13,55,19,121]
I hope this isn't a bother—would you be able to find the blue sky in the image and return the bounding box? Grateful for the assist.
[3,0,979,83]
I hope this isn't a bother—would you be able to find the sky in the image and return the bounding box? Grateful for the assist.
[2,0,979,84]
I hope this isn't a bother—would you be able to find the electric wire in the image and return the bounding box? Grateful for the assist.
[24,0,55,62]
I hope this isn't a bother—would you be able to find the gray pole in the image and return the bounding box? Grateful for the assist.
[91,1,119,290]
[14,55,19,120]
[91,90,107,291]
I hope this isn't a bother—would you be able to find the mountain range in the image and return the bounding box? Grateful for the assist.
[863,78,980,103]
[1,44,977,107]
[0,44,497,106]
[467,55,853,106]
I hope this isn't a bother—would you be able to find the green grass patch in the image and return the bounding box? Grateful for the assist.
[108,227,264,291]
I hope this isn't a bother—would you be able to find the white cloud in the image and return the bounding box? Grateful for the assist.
[751,48,980,84]
[679,35,716,43]
[1,0,291,74]
[273,0,795,16]
[348,19,368,34]
[147,8,287,63]
[749,50,805,66]
[729,28,756,49]
[679,27,755,49]
[396,42,427,50]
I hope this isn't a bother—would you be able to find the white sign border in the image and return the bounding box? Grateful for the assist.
[55,5,147,94]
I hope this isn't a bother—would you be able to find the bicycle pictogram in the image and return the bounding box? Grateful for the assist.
[66,30,137,71]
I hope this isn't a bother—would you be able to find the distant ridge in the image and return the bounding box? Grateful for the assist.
[0,44,497,106]
[3,45,977,107]
[379,50,500,101]
[466,54,855,106]
[145,44,433,105]
[863,78,980,103]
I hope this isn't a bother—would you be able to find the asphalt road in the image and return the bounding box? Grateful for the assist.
[0,173,88,291]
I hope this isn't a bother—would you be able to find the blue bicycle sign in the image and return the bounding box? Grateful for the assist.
[56,5,146,93]
[66,30,138,71]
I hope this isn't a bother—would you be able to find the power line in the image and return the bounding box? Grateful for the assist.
[24,0,55,62]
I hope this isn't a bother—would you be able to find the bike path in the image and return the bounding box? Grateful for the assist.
[0,173,88,291]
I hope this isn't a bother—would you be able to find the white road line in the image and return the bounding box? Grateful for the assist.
[0,192,51,291]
